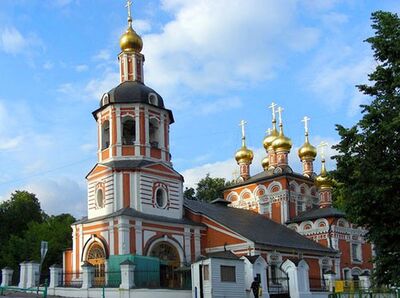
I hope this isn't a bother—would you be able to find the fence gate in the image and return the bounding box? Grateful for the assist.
[268,266,290,298]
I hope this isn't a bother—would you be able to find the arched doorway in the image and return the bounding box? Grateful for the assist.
[86,242,106,286]
[149,241,182,288]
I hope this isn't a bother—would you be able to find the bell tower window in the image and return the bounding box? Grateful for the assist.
[155,187,168,208]
[149,118,160,148]
[122,116,136,145]
[101,120,110,150]
[96,188,105,208]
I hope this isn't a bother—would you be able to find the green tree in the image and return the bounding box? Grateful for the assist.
[0,191,44,248]
[0,213,75,277]
[333,11,400,286]
[195,174,228,202]
[183,187,196,200]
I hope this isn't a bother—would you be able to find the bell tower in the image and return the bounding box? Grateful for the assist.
[86,2,183,220]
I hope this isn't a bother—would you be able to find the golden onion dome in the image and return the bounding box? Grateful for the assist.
[235,146,254,165]
[315,160,333,189]
[263,126,279,151]
[120,22,143,52]
[261,156,269,170]
[298,134,317,160]
[272,127,292,152]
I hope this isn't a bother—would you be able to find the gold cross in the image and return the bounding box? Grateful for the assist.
[318,141,328,159]
[301,116,310,134]
[266,128,271,135]
[269,102,277,121]
[126,0,133,19]
[277,106,284,125]
[239,120,247,146]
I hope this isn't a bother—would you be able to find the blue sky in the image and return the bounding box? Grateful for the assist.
[0,0,398,217]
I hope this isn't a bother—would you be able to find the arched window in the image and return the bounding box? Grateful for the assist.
[86,242,106,286]
[149,118,160,148]
[122,117,135,145]
[101,120,110,150]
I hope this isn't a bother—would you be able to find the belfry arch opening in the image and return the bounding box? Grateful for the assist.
[149,118,160,148]
[122,116,136,145]
[101,120,110,150]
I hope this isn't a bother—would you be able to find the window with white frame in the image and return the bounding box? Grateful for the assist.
[351,243,362,262]
[149,118,160,148]
[296,197,304,214]
[122,117,135,145]
[101,120,110,150]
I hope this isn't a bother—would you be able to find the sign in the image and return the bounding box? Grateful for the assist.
[335,281,344,293]
[40,241,48,263]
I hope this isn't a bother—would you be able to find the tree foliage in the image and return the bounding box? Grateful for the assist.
[0,191,75,279]
[184,174,233,202]
[333,11,400,286]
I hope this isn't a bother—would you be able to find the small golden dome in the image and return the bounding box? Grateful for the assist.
[298,135,317,160]
[315,160,333,189]
[272,127,292,152]
[120,24,143,52]
[263,126,279,151]
[235,146,254,165]
[261,156,269,170]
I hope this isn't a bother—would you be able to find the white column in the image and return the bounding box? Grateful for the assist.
[359,274,371,290]
[119,217,130,255]
[323,272,336,292]
[18,262,27,288]
[49,265,62,288]
[144,107,150,156]
[109,220,115,255]
[120,260,136,289]
[281,259,311,298]
[81,263,94,289]
[1,267,13,287]
[184,228,191,263]
[135,220,143,255]
[116,107,122,156]
[72,226,77,273]
[194,229,201,260]
[25,262,40,288]
[134,106,140,156]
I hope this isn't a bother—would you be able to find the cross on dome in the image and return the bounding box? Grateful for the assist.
[239,120,248,146]
[277,106,284,125]
[269,102,277,121]
[301,116,311,134]
[318,141,328,159]
[126,0,133,19]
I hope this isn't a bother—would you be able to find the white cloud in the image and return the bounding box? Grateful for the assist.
[0,27,43,56]
[57,83,74,94]
[144,0,319,94]
[0,136,23,150]
[135,19,152,34]
[43,61,54,70]
[84,71,119,101]
[198,97,242,115]
[93,49,111,61]
[75,64,89,72]
[0,27,25,54]
[23,178,87,217]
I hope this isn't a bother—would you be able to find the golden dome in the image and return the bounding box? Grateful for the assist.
[261,156,269,170]
[235,146,254,165]
[120,23,143,52]
[315,160,333,189]
[263,125,279,151]
[272,126,292,152]
[298,134,317,160]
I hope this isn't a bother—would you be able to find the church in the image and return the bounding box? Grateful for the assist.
[60,2,373,297]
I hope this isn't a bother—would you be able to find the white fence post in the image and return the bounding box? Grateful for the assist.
[120,259,136,289]
[1,267,14,286]
[49,264,63,288]
[18,262,27,288]
[25,261,40,288]
[81,263,94,289]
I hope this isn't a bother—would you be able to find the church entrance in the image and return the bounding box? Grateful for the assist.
[86,242,106,286]
[149,241,183,288]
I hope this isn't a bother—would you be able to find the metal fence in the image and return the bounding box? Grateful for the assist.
[61,272,83,288]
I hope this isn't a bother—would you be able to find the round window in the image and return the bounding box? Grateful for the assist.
[155,188,167,208]
[96,188,104,208]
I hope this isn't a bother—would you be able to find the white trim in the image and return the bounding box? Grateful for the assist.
[146,235,185,263]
